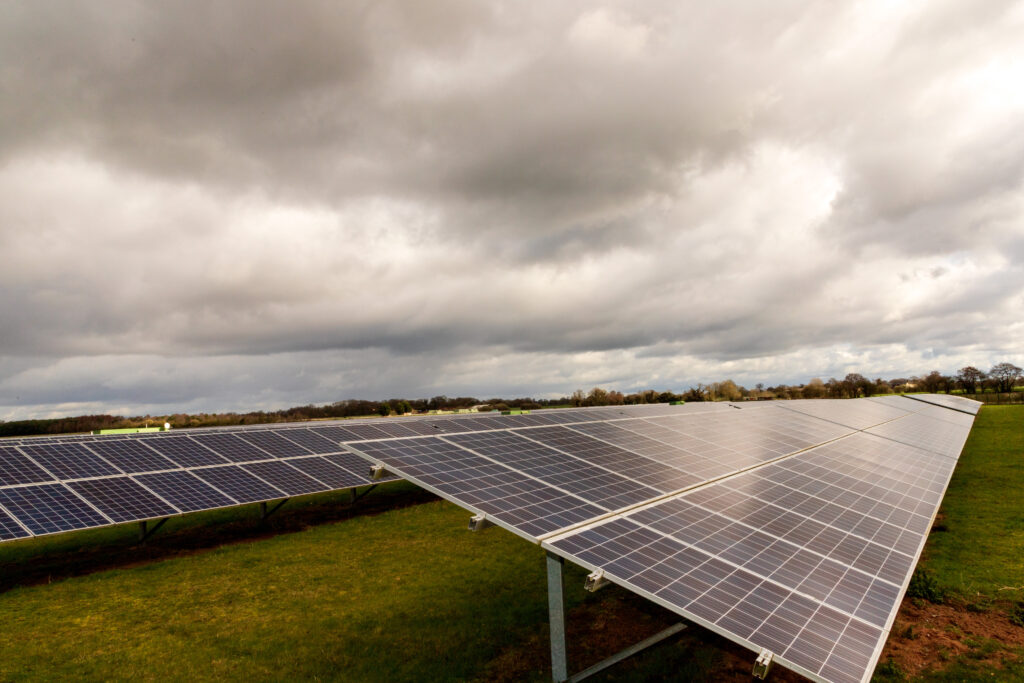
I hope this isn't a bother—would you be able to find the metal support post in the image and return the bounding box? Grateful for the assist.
[545,552,687,682]
[547,551,569,683]
[137,518,169,543]
[259,499,290,520]
[348,485,377,506]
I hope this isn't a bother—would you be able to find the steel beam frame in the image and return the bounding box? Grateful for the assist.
[546,551,686,683]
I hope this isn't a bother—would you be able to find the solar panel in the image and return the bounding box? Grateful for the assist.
[17,442,122,480]
[82,439,178,474]
[350,436,605,539]
[191,465,287,503]
[0,506,31,540]
[189,433,273,463]
[0,483,111,535]
[343,397,978,683]
[285,456,368,489]
[903,393,982,415]
[271,428,342,454]
[67,477,179,522]
[143,435,230,467]
[133,470,238,512]
[240,461,330,496]
[235,430,313,459]
[0,446,55,486]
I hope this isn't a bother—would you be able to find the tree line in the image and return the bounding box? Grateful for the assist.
[1,362,1019,438]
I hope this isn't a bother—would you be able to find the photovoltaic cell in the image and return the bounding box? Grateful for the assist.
[240,461,331,496]
[141,436,229,467]
[271,428,342,454]
[235,430,313,459]
[191,465,287,503]
[17,442,121,480]
[0,483,110,535]
[189,433,272,463]
[0,506,30,540]
[443,430,663,511]
[82,439,178,474]
[68,477,179,522]
[133,470,238,512]
[0,446,55,486]
[285,456,368,489]
[347,437,605,538]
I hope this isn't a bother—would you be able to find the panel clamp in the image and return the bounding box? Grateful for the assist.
[584,568,611,593]
[369,464,390,480]
[752,648,773,679]
[468,513,494,532]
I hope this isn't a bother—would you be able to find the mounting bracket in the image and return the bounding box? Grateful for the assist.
[468,513,494,532]
[752,648,773,679]
[584,568,610,592]
[369,464,390,480]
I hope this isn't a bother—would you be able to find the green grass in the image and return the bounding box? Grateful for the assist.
[918,406,1024,599]
[0,496,583,682]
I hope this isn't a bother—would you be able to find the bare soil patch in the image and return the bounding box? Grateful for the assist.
[880,598,1024,677]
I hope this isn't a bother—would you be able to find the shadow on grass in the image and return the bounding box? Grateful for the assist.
[0,481,437,594]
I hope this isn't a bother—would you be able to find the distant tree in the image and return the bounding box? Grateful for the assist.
[607,390,625,405]
[586,387,610,406]
[921,371,944,394]
[956,366,985,394]
[378,402,391,417]
[843,373,870,398]
[990,362,1023,393]
[803,378,826,399]
[713,380,743,402]
[570,389,586,407]
[684,385,707,402]
[873,378,891,395]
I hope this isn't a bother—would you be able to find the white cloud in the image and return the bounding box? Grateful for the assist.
[1,1,1022,420]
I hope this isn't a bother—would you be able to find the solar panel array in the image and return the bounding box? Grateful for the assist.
[0,403,721,544]
[343,395,978,683]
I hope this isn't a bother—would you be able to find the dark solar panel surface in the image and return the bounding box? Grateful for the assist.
[83,439,178,474]
[67,477,179,522]
[0,483,110,535]
[133,470,238,512]
[191,466,287,503]
[189,433,272,463]
[17,443,121,480]
[0,446,55,486]
[241,461,331,496]
[142,436,229,467]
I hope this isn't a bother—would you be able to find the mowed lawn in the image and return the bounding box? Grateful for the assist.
[0,405,1021,682]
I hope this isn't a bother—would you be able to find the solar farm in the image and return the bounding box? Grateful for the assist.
[1,394,1021,682]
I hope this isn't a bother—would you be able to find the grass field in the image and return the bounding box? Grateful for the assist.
[0,406,1021,682]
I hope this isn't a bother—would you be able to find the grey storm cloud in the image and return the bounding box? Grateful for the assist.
[1,1,1023,419]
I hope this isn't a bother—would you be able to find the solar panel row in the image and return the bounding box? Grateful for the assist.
[0,403,727,542]
[343,395,977,683]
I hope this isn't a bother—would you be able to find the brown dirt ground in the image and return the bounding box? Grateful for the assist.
[880,597,1024,677]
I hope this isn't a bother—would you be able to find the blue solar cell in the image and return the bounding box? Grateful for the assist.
[67,477,179,522]
[0,446,55,486]
[0,483,110,535]
[133,470,238,512]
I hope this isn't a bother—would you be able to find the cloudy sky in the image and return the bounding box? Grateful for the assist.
[1,1,1023,420]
